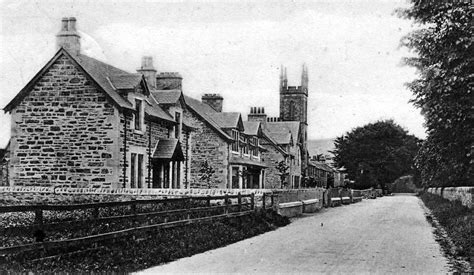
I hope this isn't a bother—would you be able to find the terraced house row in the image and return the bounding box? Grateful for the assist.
[1,17,312,190]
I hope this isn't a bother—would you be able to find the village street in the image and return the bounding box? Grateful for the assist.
[139,194,450,274]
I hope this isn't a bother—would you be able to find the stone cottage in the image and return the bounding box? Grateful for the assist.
[183,95,268,189]
[3,17,193,189]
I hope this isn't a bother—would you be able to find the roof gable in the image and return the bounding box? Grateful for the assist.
[243,121,261,136]
[3,48,135,113]
[151,90,184,105]
[183,95,232,140]
[209,112,244,130]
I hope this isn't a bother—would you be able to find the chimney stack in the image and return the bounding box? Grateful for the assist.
[202,94,223,112]
[248,106,267,126]
[137,56,157,89]
[56,17,81,56]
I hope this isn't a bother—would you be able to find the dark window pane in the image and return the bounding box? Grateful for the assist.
[135,99,142,130]
[137,154,143,188]
[130,153,136,188]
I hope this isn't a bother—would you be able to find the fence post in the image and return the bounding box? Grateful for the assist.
[271,194,275,209]
[224,194,229,214]
[187,197,191,220]
[250,193,255,211]
[92,207,99,219]
[34,208,43,226]
[262,193,266,210]
[237,192,242,213]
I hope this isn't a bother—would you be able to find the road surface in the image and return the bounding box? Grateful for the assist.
[138,194,449,274]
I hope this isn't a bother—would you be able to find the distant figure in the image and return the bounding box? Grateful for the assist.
[34,229,45,242]
[321,223,324,227]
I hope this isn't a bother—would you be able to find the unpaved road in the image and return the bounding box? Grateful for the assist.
[138,194,449,274]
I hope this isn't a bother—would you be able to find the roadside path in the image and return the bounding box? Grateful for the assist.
[138,194,449,274]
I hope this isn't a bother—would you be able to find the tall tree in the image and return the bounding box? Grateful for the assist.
[332,120,420,189]
[399,1,473,187]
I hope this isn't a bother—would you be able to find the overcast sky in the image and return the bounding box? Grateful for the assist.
[0,0,423,147]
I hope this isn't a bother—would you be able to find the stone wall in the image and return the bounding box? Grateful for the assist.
[9,55,120,188]
[427,186,473,208]
[118,112,171,188]
[261,143,285,189]
[0,186,271,205]
[183,109,229,188]
[280,91,307,124]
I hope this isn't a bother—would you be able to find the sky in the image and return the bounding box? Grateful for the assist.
[0,0,424,148]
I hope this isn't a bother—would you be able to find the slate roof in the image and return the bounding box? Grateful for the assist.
[209,112,242,129]
[152,138,184,161]
[146,97,175,123]
[309,161,334,172]
[266,121,300,138]
[151,90,182,104]
[4,48,176,123]
[108,74,143,90]
[72,53,136,109]
[183,96,232,140]
[243,121,260,136]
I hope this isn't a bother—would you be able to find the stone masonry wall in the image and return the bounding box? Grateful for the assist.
[261,143,285,189]
[183,109,229,189]
[280,92,307,124]
[9,55,120,188]
[118,112,170,188]
[118,111,191,188]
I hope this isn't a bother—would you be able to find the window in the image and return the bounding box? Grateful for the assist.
[137,154,143,188]
[231,130,239,152]
[174,112,181,139]
[134,99,143,131]
[243,136,249,155]
[130,152,144,188]
[251,137,259,157]
[130,153,136,188]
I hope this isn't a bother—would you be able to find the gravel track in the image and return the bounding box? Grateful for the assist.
[138,194,449,274]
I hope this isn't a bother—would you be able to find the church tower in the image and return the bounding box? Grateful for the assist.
[279,64,309,176]
[279,64,308,123]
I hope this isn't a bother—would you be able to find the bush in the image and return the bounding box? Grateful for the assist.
[420,192,473,266]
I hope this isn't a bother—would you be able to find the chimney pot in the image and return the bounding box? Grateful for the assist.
[56,17,81,55]
[61,18,68,31]
[68,17,77,31]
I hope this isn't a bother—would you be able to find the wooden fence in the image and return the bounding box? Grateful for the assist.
[0,193,269,259]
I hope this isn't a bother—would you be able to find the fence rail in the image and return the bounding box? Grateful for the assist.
[0,193,257,258]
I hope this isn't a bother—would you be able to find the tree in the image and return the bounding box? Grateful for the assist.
[275,160,290,189]
[199,161,215,189]
[332,120,420,189]
[398,1,473,187]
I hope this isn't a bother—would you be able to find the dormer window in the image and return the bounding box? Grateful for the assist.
[231,130,239,152]
[134,99,144,131]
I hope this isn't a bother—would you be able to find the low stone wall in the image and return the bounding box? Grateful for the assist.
[0,186,272,205]
[272,188,325,209]
[427,186,473,209]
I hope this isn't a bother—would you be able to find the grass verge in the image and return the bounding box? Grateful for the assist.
[419,192,473,272]
[1,209,289,273]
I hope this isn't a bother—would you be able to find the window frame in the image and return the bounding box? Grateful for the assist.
[231,129,239,153]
